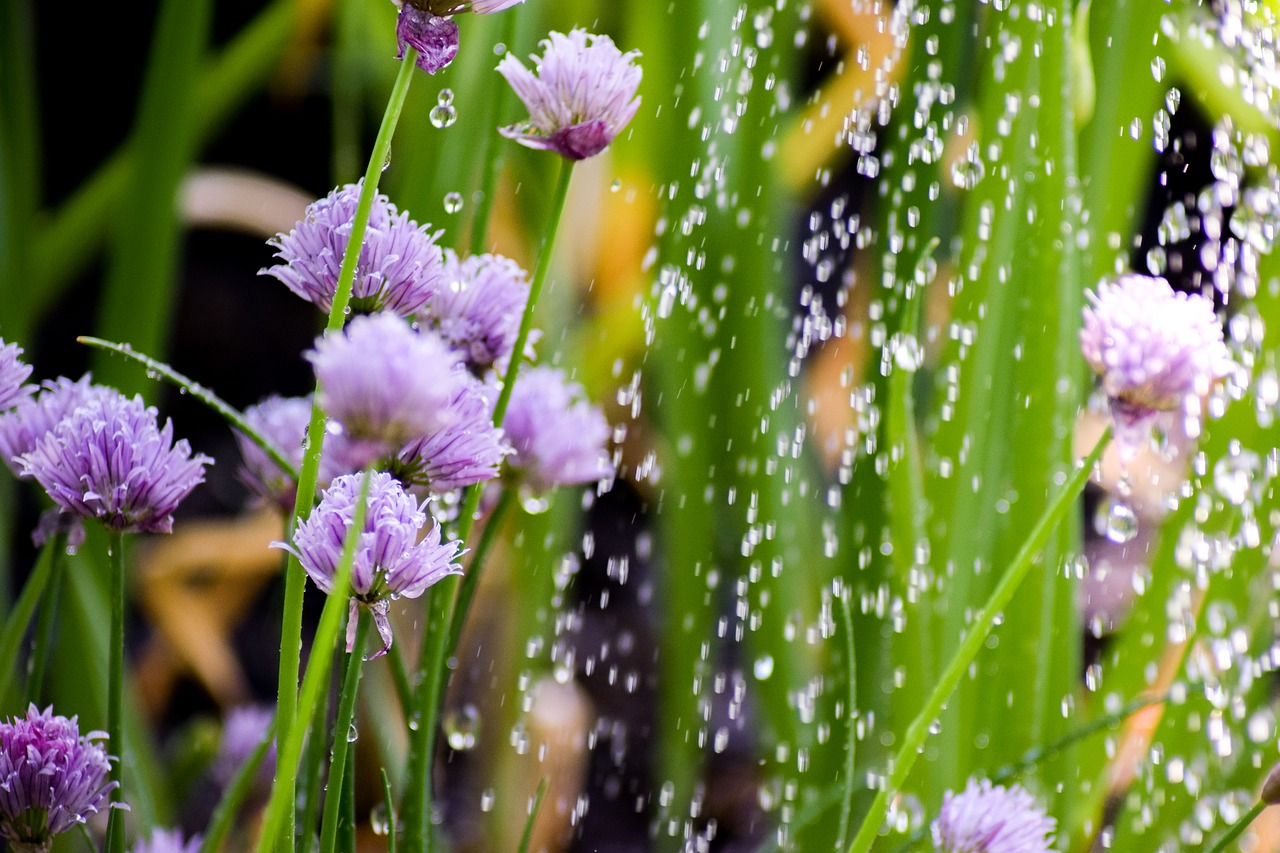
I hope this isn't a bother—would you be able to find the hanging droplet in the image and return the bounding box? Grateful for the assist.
[347,723,359,742]
[444,703,480,751]
[370,804,391,836]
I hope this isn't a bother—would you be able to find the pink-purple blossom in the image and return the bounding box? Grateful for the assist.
[421,251,531,371]
[0,375,107,480]
[0,705,116,851]
[933,779,1055,853]
[394,0,522,75]
[308,313,466,462]
[262,181,444,318]
[1080,274,1233,458]
[19,390,211,534]
[211,705,275,789]
[392,378,509,493]
[274,471,462,656]
[503,366,612,492]
[234,395,359,510]
[0,340,35,414]
[498,29,643,160]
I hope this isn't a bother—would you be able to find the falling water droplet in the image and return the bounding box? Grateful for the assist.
[1213,449,1260,506]
[1094,497,1138,544]
[754,655,774,680]
[430,92,458,128]
[443,192,464,214]
[444,703,480,751]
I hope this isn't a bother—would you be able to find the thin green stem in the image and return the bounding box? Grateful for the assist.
[1208,801,1268,853]
[517,778,549,853]
[445,485,514,655]
[836,589,856,852]
[0,531,60,706]
[258,472,371,853]
[77,336,298,482]
[25,532,67,707]
[468,13,519,257]
[381,768,398,853]
[298,683,332,853]
[846,426,1111,853]
[492,161,574,426]
[319,613,370,853]
[105,530,127,853]
[403,159,576,853]
[273,50,417,853]
[199,714,277,853]
[387,642,414,720]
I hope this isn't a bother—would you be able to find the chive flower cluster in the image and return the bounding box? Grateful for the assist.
[933,779,1055,853]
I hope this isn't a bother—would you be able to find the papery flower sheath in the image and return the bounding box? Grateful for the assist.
[0,340,35,414]
[933,779,1055,853]
[19,390,211,534]
[1080,274,1233,458]
[503,366,612,492]
[130,828,201,853]
[0,705,116,853]
[421,251,531,371]
[262,181,444,317]
[308,312,466,462]
[274,471,462,655]
[392,377,508,493]
[497,29,643,160]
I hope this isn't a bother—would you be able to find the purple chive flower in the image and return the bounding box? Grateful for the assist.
[0,375,108,480]
[211,705,276,789]
[392,377,508,493]
[503,366,612,492]
[274,472,462,656]
[0,340,35,414]
[497,29,643,161]
[394,0,525,75]
[933,779,1055,853]
[262,181,444,318]
[19,390,212,534]
[1081,274,1233,459]
[308,313,466,463]
[130,828,201,853]
[420,250,531,371]
[0,705,116,852]
[234,395,359,510]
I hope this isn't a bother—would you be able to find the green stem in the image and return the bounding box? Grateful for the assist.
[258,472,371,853]
[516,778,549,853]
[77,336,299,482]
[319,613,370,853]
[836,589,856,852]
[381,769,398,853]
[445,485,514,655]
[1208,802,1268,853]
[199,714,277,853]
[387,642,414,720]
[846,426,1111,853]
[467,13,519,257]
[105,530,127,853]
[0,531,60,706]
[402,159,576,853]
[298,683,332,853]
[272,50,417,853]
[25,532,67,707]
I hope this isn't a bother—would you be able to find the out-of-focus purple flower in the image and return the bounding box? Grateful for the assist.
[235,395,359,510]
[421,251,530,371]
[19,391,211,535]
[392,378,508,493]
[130,827,202,853]
[262,181,444,318]
[1081,274,1233,459]
[274,472,462,655]
[308,313,466,463]
[0,375,107,479]
[503,366,611,492]
[933,779,1055,853]
[211,705,276,789]
[497,29,642,160]
[396,7,459,75]
[0,705,116,852]
[0,341,35,414]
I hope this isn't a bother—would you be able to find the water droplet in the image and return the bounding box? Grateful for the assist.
[1213,448,1260,507]
[370,804,391,836]
[754,655,774,680]
[347,723,359,742]
[1094,497,1138,544]
[430,102,457,129]
[438,88,454,106]
[443,191,464,214]
[444,704,480,751]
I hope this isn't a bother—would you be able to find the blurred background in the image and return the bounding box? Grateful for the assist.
[3,0,1279,851]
